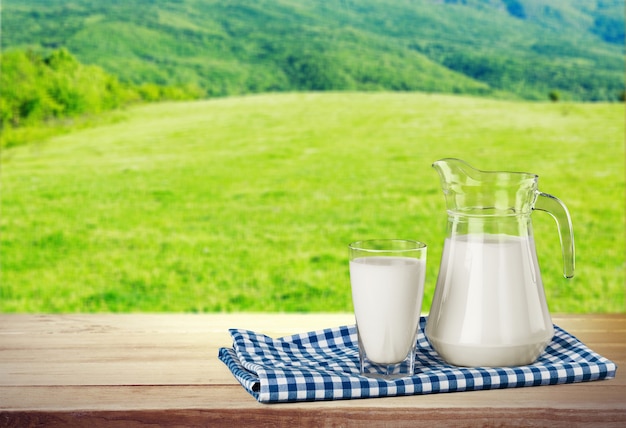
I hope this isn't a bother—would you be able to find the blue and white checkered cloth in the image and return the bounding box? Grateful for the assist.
[218,316,617,403]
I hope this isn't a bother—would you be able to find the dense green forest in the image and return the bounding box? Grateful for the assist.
[3,0,624,102]
[1,0,624,146]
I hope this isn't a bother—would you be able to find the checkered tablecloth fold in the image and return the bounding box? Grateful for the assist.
[218,317,616,403]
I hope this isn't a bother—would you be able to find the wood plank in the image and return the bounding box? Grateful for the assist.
[2,382,625,411]
[3,408,625,428]
[1,385,625,427]
[1,341,623,386]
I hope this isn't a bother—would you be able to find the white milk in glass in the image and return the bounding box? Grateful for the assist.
[425,233,554,367]
[350,256,426,364]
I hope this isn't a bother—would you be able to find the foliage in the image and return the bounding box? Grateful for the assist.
[0,49,203,148]
[1,93,623,313]
[0,49,124,127]
[2,0,624,102]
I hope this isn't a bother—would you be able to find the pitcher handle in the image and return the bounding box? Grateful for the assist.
[534,192,575,278]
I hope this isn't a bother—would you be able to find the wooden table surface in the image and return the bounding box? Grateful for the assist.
[1,313,624,427]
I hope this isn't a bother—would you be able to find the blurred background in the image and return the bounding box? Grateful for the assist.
[1,0,624,313]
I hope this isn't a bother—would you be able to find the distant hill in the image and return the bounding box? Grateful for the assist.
[2,0,624,101]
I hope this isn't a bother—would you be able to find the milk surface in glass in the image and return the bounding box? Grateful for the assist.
[426,233,553,367]
[350,256,426,364]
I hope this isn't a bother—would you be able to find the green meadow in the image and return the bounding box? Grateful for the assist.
[0,92,624,313]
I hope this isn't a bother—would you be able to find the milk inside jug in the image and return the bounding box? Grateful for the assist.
[425,158,575,367]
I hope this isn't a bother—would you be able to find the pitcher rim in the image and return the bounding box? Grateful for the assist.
[433,158,539,181]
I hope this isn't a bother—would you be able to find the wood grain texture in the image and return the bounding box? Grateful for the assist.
[1,314,624,427]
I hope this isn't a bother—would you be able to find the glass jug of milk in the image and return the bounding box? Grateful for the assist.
[425,158,575,367]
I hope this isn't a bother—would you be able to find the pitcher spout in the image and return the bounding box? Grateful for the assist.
[432,158,482,190]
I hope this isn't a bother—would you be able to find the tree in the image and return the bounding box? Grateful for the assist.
[0,50,62,126]
[549,90,560,102]
[282,50,350,91]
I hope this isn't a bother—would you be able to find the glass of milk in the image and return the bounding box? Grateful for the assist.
[349,239,427,379]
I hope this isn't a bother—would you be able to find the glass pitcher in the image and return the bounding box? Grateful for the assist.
[425,158,575,367]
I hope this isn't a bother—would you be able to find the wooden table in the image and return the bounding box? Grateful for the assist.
[1,314,624,427]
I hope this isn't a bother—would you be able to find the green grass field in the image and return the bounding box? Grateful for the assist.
[1,92,624,313]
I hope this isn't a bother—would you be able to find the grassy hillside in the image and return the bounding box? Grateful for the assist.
[1,93,623,313]
[2,0,624,101]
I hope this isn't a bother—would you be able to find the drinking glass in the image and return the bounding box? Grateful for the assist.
[349,239,427,379]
